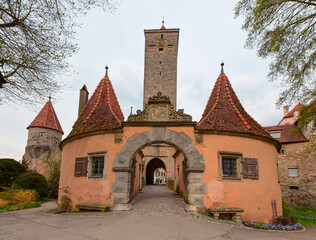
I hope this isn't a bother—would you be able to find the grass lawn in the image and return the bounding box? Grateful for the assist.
[283,202,316,226]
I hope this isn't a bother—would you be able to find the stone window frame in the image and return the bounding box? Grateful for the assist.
[218,151,243,182]
[87,151,108,180]
[280,146,286,154]
[287,167,299,177]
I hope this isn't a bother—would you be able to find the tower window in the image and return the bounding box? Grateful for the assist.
[161,34,163,39]
[160,72,161,76]
[159,48,163,52]
[160,61,162,64]
[288,167,298,177]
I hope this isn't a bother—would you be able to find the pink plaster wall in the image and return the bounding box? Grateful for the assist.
[279,117,294,125]
[59,126,282,222]
[173,152,185,197]
[198,134,282,223]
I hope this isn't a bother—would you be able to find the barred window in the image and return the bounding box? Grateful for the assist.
[91,157,104,177]
[87,151,108,180]
[218,151,243,181]
[222,158,236,177]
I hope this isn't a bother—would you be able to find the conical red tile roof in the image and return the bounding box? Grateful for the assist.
[67,75,124,138]
[28,100,64,134]
[196,72,272,139]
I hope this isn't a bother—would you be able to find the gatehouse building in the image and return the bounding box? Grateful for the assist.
[58,24,282,222]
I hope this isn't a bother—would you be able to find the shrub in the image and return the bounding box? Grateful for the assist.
[0,159,26,188]
[0,199,9,207]
[0,188,38,206]
[58,186,72,212]
[13,172,48,197]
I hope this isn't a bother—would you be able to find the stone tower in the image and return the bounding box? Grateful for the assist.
[23,99,64,177]
[143,23,179,109]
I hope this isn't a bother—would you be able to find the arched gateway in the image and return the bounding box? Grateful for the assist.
[112,128,206,208]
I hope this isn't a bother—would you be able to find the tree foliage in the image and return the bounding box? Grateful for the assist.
[235,0,316,107]
[0,158,26,188]
[0,0,117,104]
[41,150,61,198]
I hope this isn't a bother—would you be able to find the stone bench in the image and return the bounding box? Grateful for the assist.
[76,204,110,213]
[208,208,244,224]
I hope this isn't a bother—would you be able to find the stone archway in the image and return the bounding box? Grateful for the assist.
[146,158,166,185]
[112,127,206,209]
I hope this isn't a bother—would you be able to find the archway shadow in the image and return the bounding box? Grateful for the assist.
[146,158,166,185]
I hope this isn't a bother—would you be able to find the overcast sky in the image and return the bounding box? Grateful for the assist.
[0,0,287,161]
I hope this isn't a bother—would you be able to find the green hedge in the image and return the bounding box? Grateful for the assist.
[14,172,48,197]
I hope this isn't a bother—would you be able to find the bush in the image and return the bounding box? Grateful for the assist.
[0,159,26,188]
[58,186,72,212]
[13,172,48,197]
[0,188,38,206]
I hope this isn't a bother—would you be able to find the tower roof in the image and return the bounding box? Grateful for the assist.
[28,100,64,134]
[67,74,124,138]
[196,69,272,139]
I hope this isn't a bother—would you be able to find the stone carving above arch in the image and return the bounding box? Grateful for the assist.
[127,92,192,122]
[111,128,206,209]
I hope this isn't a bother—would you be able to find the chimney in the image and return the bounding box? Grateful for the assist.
[78,85,89,117]
[283,106,289,116]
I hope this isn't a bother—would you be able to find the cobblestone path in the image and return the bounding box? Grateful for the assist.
[131,185,188,216]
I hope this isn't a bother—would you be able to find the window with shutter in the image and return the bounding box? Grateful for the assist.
[87,151,108,180]
[242,158,259,179]
[74,157,88,177]
[217,151,243,181]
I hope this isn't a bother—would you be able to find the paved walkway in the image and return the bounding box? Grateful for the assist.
[131,185,187,216]
[0,186,316,239]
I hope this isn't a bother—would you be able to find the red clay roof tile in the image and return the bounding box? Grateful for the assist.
[196,73,272,139]
[284,103,304,118]
[264,125,307,143]
[28,100,64,134]
[67,76,124,138]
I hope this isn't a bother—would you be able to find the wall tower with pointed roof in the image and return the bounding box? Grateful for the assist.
[23,99,64,176]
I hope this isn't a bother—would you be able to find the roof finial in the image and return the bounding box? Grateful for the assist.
[160,17,166,30]
[105,65,109,77]
[221,62,224,74]
[49,95,51,101]
[130,106,133,115]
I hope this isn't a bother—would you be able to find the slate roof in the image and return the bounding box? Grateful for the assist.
[265,125,307,144]
[196,72,272,139]
[67,75,124,138]
[28,100,64,134]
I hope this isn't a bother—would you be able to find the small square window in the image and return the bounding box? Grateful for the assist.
[270,131,281,139]
[87,151,108,179]
[280,147,286,154]
[288,167,298,177]
[218,151,242,181]
[159,48,163,52]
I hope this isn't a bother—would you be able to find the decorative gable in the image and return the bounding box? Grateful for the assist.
[128,91,192,122]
